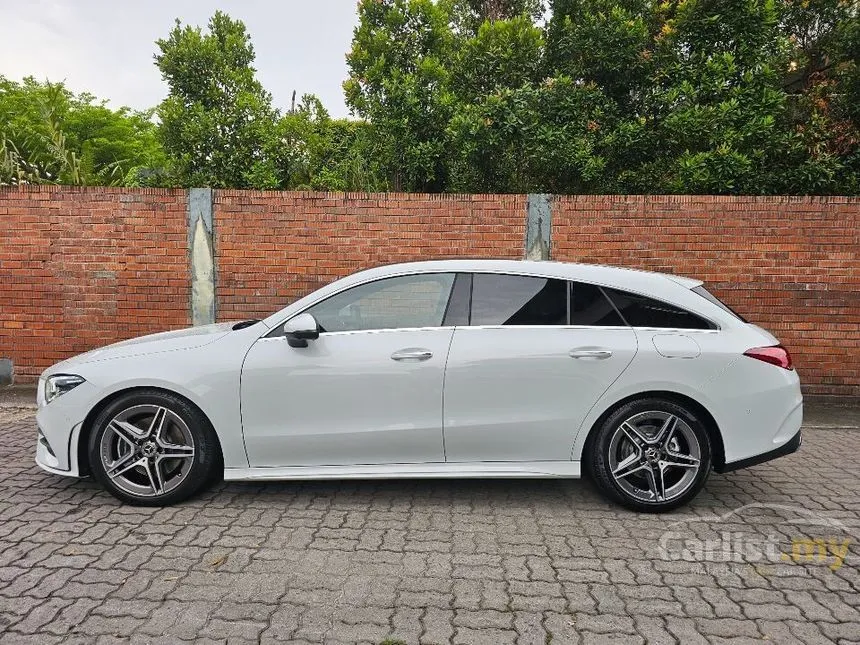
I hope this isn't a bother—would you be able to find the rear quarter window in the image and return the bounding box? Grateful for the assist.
[602,287,716,330]
[692,286,747,323]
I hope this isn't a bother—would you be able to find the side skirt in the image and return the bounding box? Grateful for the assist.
[224,461,581,481]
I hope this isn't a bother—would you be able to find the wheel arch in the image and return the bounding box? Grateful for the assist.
[579,390,726,472]
[77,386,224,477]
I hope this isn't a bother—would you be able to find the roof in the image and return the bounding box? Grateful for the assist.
[347,259,703,293]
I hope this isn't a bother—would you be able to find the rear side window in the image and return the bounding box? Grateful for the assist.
[570,282,625,326]
[602,287,716,330]
[470,274,568,326]
[692,286,747,322]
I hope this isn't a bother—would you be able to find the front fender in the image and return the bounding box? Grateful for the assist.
[71,343,249,470]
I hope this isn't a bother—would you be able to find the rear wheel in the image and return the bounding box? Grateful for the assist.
[88,390,219,506]
[589,398,711,512]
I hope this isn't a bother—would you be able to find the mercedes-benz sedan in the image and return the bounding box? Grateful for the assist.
[35,260,802,512]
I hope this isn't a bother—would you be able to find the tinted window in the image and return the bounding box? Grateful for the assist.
[306,273,455,333]
[570,282,625,326]
[603,287,715,330]
[471,274,568,326]
[692,286,747,322]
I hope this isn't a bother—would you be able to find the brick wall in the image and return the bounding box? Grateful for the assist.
[0,187,857,397]
[0,187,189,381]
[215,191,526,320]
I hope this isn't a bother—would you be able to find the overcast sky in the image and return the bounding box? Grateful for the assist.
[0,0,360,117]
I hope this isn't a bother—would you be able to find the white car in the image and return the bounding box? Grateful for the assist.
[35,260,802,512]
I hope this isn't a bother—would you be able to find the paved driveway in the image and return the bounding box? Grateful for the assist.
[0,406,858,644]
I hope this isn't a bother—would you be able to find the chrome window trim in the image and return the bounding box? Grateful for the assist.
[258,326,458,341]
[453,324,629,331]
[629,326,721,334]
[258,322,721,341]
[453,325,720,333]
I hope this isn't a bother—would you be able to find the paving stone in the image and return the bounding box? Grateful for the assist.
[0,412,857,644]
[422,606,455,644]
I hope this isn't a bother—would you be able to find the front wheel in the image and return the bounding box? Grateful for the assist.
[88,390,219,506]
[589,398,712,513]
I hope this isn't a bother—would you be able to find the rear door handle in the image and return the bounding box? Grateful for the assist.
[391,348,433,362]
[569,349,613,360]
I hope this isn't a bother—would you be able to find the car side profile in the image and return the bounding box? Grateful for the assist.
[35,260,802,512]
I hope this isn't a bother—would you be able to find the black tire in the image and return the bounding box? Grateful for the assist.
[588,397,712,513]
[88,389,220,506]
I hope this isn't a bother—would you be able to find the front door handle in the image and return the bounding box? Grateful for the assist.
[569,349,613,360]
[391,348,433,362]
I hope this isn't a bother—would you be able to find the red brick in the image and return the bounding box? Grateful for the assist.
[1,187,857,397]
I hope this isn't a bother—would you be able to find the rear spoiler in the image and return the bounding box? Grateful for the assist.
[662,273,703,289]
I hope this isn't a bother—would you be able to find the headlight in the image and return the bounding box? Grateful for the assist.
[43,374,85,405]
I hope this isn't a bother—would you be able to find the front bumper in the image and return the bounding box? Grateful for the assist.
[716,429,802,473]
[35,420,83,477]
[34,379,97,478]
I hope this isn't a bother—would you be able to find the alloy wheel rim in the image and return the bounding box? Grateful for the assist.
[608,410,701,504]
[100,404,195,497]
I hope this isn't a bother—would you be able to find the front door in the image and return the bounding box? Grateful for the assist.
[241,273,457,467]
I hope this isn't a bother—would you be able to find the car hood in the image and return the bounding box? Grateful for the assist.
[44,322,236,374]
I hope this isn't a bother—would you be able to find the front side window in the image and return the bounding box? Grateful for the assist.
[602,287,716,330]
[470,274,568,326]
[305,273,455,333]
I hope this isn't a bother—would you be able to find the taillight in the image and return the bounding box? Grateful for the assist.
[743,345,793,370]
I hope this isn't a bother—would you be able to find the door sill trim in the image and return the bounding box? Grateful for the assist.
[224,461,581,481]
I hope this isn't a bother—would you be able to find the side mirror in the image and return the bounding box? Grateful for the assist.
[283,313,320,348]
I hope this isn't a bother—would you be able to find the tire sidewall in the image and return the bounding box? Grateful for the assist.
[88,390,217,506]
[590,398,712,513]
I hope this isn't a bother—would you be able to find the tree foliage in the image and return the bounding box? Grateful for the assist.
[4,3,857,194]
[276,94,387,191]
[154,11,386,191]
[0,76,165,186]
[344,0,454,190]
[154,11,280,188]
[344,0,859,194]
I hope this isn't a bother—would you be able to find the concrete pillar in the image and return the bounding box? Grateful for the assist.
[525,193,552,260]
[187,188,216,326]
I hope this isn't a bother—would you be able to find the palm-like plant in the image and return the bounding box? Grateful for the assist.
[1,80,128,186]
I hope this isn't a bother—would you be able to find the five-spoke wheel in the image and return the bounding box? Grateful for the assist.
[89,390,219,505]
[99,404,196,497]
[589,398,711,512]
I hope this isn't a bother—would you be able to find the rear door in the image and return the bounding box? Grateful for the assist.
[442,275,638,462]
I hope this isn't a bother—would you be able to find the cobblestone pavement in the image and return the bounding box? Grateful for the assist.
[1,407,859,645]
